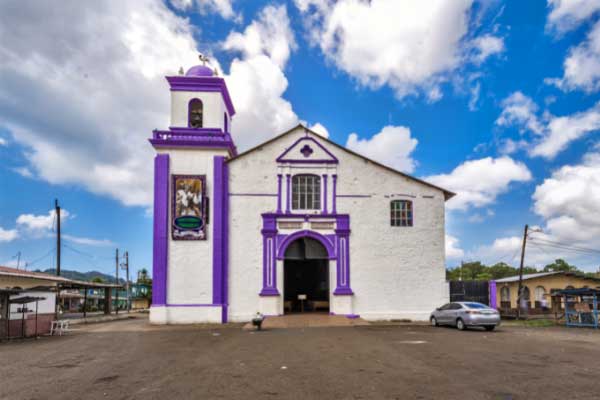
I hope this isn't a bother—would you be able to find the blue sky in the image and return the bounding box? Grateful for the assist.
[2,0,600,276]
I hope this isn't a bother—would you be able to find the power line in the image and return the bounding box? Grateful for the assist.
[528,238,600,255]
[63,243,112,269]
[528,239,600,256]
[26,248,56,269]
[491,247,522,267]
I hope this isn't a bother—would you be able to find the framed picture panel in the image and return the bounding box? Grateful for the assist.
[171,174,207,240]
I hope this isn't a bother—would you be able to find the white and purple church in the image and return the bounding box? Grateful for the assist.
[149,62,454,324]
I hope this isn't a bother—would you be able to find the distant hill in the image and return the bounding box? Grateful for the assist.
[35,268,124,284]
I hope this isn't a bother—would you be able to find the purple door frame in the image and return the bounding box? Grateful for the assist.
[259,213,353,297]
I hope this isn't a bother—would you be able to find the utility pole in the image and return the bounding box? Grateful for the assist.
[124,251,130,313]
[55,199,61,276]
[115,248,119,315]
[14,252,21,269]
[516,224,529,320]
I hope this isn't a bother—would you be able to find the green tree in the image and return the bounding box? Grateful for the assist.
[488,262,518,279]
[446,261,542,281]
[91,276,105,283]
[543,259,578,273]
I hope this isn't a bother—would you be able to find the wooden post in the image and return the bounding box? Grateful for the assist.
[115,249,119,315]
[21,306,25,338]
[104,287,112,315]
[516,224,528,320]
[35,300,39,338]
[83,287,87,318]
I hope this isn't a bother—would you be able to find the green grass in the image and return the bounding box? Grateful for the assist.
[504,318,556,328]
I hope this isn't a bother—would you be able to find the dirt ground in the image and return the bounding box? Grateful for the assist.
[1,315,599,400]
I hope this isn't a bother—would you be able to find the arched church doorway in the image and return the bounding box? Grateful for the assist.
[283,236,329,313]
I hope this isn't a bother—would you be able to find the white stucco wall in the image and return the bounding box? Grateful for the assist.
[227,127,449,321]
[171,91,229,130]
[9,291,56,320]
[157,147,229,307]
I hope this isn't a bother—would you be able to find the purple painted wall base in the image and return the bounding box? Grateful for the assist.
[152,154,169,306]
[489,280,497,309]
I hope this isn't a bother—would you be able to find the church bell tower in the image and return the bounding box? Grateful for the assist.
[149,56,235,324]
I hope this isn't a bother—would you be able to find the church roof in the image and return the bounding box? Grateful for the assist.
[228,124,456,200]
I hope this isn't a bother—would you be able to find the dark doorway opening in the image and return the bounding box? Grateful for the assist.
[283,237,329,313]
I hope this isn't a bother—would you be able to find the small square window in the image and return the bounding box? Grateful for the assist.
[390,200,413,227]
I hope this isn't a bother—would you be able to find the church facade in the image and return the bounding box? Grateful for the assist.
[149,63,454,324]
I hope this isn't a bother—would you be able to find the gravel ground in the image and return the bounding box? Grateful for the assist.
[1,315,599,400]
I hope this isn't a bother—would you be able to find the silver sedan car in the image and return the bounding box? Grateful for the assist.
[430,302,500,331]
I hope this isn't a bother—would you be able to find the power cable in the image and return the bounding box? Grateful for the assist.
[528,237,600,255]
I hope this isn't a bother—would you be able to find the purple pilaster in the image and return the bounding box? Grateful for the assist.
[285,174,291,213]
[260,215,279,296]
[333,215,353,295]
[277,174,282,213]
[222,159,230,322]
[213,156,229,322]
[489,280,497,309]
[152,154,169,306]
[322,174,328,214]
[332,174,338,214]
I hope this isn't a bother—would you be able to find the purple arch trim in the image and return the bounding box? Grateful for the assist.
[276,229,336,260]
[258,213,353,297]
[188,98,203,128]
[166,75,235,116]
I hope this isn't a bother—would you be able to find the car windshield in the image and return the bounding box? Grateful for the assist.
[464,302,488,309]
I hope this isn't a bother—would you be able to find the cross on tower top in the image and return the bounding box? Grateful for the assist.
[199,53,210,66]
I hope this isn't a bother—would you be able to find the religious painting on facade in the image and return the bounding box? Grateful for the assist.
[172,175,207,240]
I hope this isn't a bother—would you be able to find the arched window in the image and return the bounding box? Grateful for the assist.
[390,200,413,227]
[188,99,203,128]
[292,174,321,210]
[522,286,531,301]
[535,286,546,302]
[224,113,228,133]
[501,286,510,302]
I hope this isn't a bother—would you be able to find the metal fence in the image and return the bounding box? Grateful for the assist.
[449,281,489,305]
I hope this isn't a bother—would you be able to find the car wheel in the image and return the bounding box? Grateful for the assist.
[430,317,438,327]
[456,318,466,331]
[484,325,495,331]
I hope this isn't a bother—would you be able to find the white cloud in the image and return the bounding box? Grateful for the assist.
[468,236,523,266]
[533,150,600,243]
[470,149,600,271]
[11,166,33,178]
[496,91,544,135]
[169,0,236,20]
[16,209,69,234]
[0,1,201,207]
[63,234,115,247]
[223,5,301,149]
[498,138,529,155]
[532,102,600,158]
[546,0,600,33]
[471,34,505,65]
[13,209,112,246]
[446,234,465,260]
[223,4,296,68]
[426,157,532,210]
[294,0,504,100]
[0,137,7,146]
[546,20,600,93]
[308,122,329,138]
[468,81,481,111]
[0,227,18,242]
[345,125,418,173]
[496,91,600,159]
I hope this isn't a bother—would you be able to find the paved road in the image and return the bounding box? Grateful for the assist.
[1,316,599,400]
